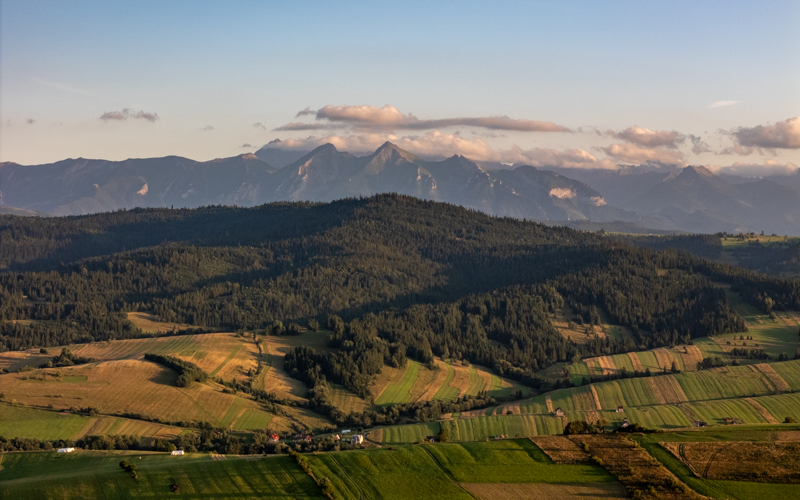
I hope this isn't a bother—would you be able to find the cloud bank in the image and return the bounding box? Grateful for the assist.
[280,104,571,133]
[610,125,686,149]
[732,117,800,150]
[269,131,615,169]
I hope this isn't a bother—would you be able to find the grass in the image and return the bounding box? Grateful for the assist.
[307,440,613,500]
[0,451,322,499]
[0,405,90,441]
[433,362,459,401]
[375,361,422,405]
[754,392,800,423]
[423,440,614,483]
[380,422,440,445]
[307,445,472,500]
[0,359,281,435]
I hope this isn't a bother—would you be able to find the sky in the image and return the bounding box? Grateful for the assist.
[1,0,799,175]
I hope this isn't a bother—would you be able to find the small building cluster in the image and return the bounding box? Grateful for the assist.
[56,447,75,453]
[170,450,185,456]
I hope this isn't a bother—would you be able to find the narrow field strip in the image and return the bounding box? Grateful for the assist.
[589,385,602,410]
[755,363,791,392]
[376,361,422,405]
[432,362,458,401]
[418,360,452,401]
[627,352,643,372]
[744,397,779,424]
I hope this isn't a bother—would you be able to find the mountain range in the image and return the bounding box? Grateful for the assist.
[2,142,800,235]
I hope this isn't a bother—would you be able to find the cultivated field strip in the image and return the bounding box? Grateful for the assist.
[744,398,780,424]
[0,359,278,431]
[462,482,627,500]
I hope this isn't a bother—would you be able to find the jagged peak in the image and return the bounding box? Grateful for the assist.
[681,165,715,177]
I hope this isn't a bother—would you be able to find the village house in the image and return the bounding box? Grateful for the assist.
[552,407,565,417]
[268,434,281,443]
[616,406,624,413]
[170,450,184,456]
[620,418,630,428]
[351,434,364,446]
[56,447,75,453]
[696,421,708,428]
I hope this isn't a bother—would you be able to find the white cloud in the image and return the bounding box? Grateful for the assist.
[709,100,740,109]
[707,159,799,177]
[600,143,685,165]
[610,126,686,148]
[549,188,576,199]
[732,117,800,150]
[273,131,615,169]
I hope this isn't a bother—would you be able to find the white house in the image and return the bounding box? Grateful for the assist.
[351,434,364,446]
[170,450,185,456]
[57,448,75,453]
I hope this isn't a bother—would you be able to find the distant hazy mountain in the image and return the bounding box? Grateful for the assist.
[0,154,277,215]
[254,140,310,169]
[0,206,48,217]
[4,144,800,234]
[624,166,800,235]
[2,143,646,224]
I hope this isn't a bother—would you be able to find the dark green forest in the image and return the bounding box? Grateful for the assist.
[1,195,799,395]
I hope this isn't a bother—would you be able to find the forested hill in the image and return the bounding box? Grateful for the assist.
[1,195,798,394]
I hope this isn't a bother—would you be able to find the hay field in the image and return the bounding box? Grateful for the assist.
[638,434,800,500]
[715,290,800,358]
[574,434,707,500]
[0,451,323,500]
[258,332,329,400]
[125,311,193,333]
[372,358,527,406]
[0,360,278,431]
[0,403,182,442]
[462,482,627,500]
[12,332,262,385]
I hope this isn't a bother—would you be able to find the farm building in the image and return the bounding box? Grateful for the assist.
[616,406,624,413]
[620,418,629,429]
[696,421,708,428]
[268,434,281,443]
[552,407,565,417]
[351,434,364,446]
[170,450,184,456]
[56,448,75,453]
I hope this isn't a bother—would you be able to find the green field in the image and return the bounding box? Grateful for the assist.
[380,422,440,444]
[375,360,422,405]
[0,451,322,499]
[308,439,614,500]
[0,405,90,441]
[432,362,459,401]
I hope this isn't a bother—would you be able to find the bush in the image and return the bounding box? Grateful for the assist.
[784,416,797,423]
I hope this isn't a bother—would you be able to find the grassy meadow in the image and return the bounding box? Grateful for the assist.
[307,439,615,500]
[371,358,528,406]
[0,451,322,500]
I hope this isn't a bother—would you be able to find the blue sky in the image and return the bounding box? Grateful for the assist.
[2,0,798,174]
